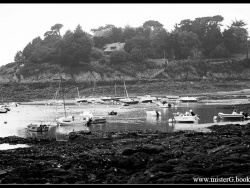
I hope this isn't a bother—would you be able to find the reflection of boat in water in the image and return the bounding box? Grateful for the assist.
[172,121,200,131]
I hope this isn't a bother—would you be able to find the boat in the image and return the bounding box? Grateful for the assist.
[75,87,88,103]
[0,108,7,113]
[138,95,157,103]
[173,112,199,123]
[79,111,107,124]
[218,112,244,120]
[179,96,198,102]
[1,104,11,111]
[156,101,172,108]
[55,75,88,127]
[27,122,50,132]
[108,111,118,115]
[118,80,139,105]
[56,116,87,126]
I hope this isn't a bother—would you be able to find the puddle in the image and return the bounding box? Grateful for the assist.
[0,143,30,150]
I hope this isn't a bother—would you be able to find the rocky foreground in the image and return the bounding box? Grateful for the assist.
[0,123,250,184]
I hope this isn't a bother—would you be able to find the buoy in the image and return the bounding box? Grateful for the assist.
[4,121,7,124]
[168,119,173,122]
[213,116,217,120]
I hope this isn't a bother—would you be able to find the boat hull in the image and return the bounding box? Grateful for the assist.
[218,113,244,119]
[174,115,199,123]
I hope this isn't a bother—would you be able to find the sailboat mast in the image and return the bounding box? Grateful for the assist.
[77,87,80,98]
[114,82,117,97]
[124,80,129,98]
[59,72,67,117]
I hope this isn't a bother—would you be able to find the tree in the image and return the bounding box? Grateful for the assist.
[110,50,128,64]
[60,24,93,66]
[143,20,163,30]
[130,48,145,63]
[14,51,24,62]
[91,47,103,59]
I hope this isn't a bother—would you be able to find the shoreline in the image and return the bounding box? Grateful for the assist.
[0,123,250,184]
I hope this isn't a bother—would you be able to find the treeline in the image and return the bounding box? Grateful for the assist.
[14,15,248,69]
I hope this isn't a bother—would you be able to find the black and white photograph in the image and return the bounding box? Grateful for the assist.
[0,3,250,184]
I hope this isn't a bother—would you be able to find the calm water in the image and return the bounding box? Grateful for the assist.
[0,101,249,141]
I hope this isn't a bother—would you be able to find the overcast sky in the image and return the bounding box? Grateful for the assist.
[0,3,250,66]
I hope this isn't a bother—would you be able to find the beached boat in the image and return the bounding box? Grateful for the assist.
[119,80,139,105]
[156,101,172,108]
[80,111,107,124]
[0,107,7,113]
[179,96,198,102]
[138,95,157,103]
[27,122,50,132]
[75,87,88,103]
[173,112,199,123]
[56,116,88,126]
[1,105,11,111]
[108,111,118,115]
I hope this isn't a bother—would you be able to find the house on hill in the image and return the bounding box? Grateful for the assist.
[103,42,125,55]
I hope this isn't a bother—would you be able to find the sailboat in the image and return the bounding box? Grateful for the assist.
[75,87,88,103]
[110,82,125,102]
[55,75,88,127]
[119,80,139,105]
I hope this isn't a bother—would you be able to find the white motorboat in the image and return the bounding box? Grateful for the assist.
[56,116,87,126]
[79,111,107,124]
[0,107,7,113]
[138,95,157,103]
[218,112,244,119]
[173,113,199,123]
[179,96,198,102]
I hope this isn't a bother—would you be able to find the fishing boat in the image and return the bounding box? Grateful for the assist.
[179,96,198,102]
[27,122,50,132]
[173,112,199,123]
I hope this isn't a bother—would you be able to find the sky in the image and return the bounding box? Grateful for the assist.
[0,3,250,66]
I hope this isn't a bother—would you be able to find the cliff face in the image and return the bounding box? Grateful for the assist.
[0,59,250,83]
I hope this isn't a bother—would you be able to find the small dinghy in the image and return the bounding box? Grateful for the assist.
[27,122,50,132]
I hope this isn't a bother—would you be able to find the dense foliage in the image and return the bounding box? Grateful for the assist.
[12,15,249,75]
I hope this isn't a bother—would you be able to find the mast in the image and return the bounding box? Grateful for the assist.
[59,71,67,117]
[114,82,117,97]
[124,80,129,98]
[77,87,80,98]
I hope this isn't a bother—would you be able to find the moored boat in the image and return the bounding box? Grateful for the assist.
[179,96,198,102]
[27,123,50,132]
[173,112,199,123]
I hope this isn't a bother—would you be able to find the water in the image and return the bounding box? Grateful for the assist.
[0,101,249,141]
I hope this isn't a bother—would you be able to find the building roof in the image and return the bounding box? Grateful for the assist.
[103,42,125,52]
